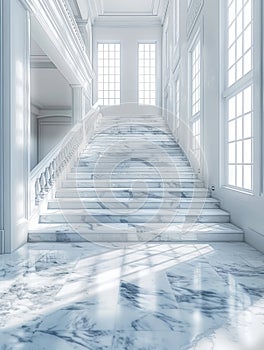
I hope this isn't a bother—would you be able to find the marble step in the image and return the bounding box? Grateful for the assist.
[92,136,175,141]
[66,172,198,180]
[86,143,181,150]
[78,153,187,160]
[28,222,244,242]
[55,187,210,198]
[80,151,186,157]
[48,197,220,210]
[71,166,194,173]
[96,127,171,133]
[39,208,230,224]
[61,179,204,188]
[75,161,191,168]
[78,156,187,163]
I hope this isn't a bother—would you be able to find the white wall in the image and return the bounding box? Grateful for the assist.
[163,0,264,253]
[30,111,38,169]
[38,116,71,160]
[93,25,162,106]
[31,68,72,108]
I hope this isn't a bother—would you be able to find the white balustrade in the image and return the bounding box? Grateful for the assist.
[30,107,102,215]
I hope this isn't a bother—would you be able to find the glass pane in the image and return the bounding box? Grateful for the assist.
[229,165,236,186]
[237,140,243,163]
[228,120,236,141]
[243,165,252,190]
[236,165,243,187]
[229,96,236,119]
[229,142,236,163]
[243,139,252,163]
[243,113,252,138]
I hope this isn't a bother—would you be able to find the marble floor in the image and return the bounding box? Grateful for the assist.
[0,242,264,350]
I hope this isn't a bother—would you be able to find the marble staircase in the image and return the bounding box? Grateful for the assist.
[28,115,244,243]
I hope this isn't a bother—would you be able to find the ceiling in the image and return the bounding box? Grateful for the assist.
[71,0,168,25]
[102,0,157,16]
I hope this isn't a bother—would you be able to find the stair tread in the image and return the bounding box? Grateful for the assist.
[40,208,229,216]
[29,222,243,235]
[48,197,219,203]
[56,187,209,192]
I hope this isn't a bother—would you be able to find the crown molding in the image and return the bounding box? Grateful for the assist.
[67,0,82,18]
[87,0,103,23]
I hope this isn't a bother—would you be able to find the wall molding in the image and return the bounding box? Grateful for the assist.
[0,230,4,254]
[187,0,204,38]
[30,54,56,69]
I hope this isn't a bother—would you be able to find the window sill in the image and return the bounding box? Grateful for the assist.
[221,185,254,196]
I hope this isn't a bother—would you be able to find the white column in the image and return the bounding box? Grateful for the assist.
[0,0,31,253]
[71,85,85,124]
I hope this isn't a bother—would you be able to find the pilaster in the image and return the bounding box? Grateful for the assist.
[1,0,30,253]
[71,85,85,124]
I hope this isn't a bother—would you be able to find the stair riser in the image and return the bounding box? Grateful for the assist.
[72,167,194,173]
[67,173,198,180]
[81,151,185,156]
[78,156,188,162]
[87,146,181,151]
[28,232,244,243]
[76,161,191,167]
[39,214,230,224]
[55,191,210,199]
[48,202,220,210]
[61,181,204,189]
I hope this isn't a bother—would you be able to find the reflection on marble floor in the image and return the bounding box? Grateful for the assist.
[0,242,264,349]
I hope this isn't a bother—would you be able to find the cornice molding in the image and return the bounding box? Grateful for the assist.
[20,0,94,89]
[87,0,103,24]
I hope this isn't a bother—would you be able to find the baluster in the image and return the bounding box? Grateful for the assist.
[49,161,55,185]
[44,167,50,191]
[39,172,46,199]
[52,160,56,183]
[35,178,41,205]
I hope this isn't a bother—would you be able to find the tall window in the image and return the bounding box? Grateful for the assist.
[190,36,201,162]
[97,43,120,106]
[138,43,156,105]
[173,78,180,132]
[224,0,253,191]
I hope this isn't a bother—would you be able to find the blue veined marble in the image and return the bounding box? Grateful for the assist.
[0,242,264,349]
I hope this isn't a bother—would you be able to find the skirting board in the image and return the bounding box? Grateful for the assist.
[245,227,264,254]
[0,230,4,254]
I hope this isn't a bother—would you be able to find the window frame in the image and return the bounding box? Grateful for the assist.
[137,41,157,106]
[97,41,121,106]
[220,0,262,195]
[188,29,203,166]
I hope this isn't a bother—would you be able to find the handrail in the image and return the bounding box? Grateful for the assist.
[29,106,102,216]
